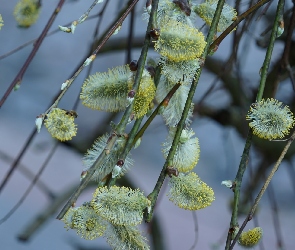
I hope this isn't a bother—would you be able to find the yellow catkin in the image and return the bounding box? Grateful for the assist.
[44,108,77,141]
[62,205,106,240]
[105,224,150,250]
[13,0,40,27]
[246,98,295,140]
[193,0,237,32]
[162,128,200,172]
[91,186,151,226]
[154,19,206,62]
[168,172,215,210]
[132,74,156,118]
[239,227,263,248]
[80,65,133,112]
[0,14,4,30]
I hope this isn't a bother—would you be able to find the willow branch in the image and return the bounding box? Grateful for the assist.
[44,0,140,117]
[209,0,271,52]
[56,134,117,220]
[0,0,66,108]
[229,130,295,250]
[281,1,295,91]
[133,83,181,147]
[106,0,161,187]
[116,0,159,133]
[0,142,58,225]
[0,13,104,61]
[146,0,227,223]
[225,0,285,248]
[56,0,159,219]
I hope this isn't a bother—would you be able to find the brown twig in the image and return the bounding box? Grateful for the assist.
[56,0,147,220]
[266,181,284,249]
[0,0,66,108]
[0,129,38,194]
[44,0,140,117]
[210,0,271,52]
[229,131,295,250]
[0,14,102,61]
[0,150,54,198]
[280,2,295,91]
[0,142,59,225]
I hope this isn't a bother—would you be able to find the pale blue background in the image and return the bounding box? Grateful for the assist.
[0,0,294,250]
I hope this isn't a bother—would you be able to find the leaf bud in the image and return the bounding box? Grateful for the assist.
[59,25,71,33]
[150,28,160,40]
[129,60,138,71]
[146,0,152,13]
[71,20,78,34]
[221,180,233,188]
[35,114,44,133]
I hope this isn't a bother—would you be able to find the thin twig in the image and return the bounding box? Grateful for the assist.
[267,182,284,249]
[0,142,58,225]
[56,0,154,220]
[225,0,285,247]
[280,1,295,91]
[0,150,54,198]
[210,0,271,52]
[189,211,199,250]
[229,130,295,249]
[248,157,265,250]
[44,0,140,118]
[146,0,227,223]
[0,0,66,108]
[17,185,79,241]
[256,0,274,21]
[60,0,102,33]
[0,129,37,194]
[126,8,135,63]
[0,14,102,60]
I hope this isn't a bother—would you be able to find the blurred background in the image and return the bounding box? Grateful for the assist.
[0,0,295,249]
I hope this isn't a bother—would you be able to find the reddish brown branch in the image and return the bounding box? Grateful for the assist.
[281,2,295,91]
[210,0,271,52]
[0,0,66,108]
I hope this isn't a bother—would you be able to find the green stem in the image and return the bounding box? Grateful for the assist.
[210,0,271,52]
[56,0,141,220]
[230,130,295,250]
[117,0,159,133]
[224,0,285,248]
[146,0,227,223]
[108,83,181,187]
[108,0,159,187]
[133,83,181,146]
[257,0,285,101]
[107,117,144,187]
[56,135,118,220]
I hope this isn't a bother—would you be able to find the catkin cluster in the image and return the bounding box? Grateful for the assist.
[246,98,295,140]
[144,0,221,212]
[58,0,240,249]
[62,187,150,249]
